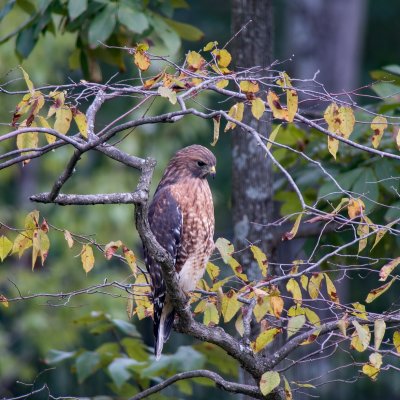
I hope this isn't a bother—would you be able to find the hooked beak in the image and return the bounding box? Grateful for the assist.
[209,165,216,179]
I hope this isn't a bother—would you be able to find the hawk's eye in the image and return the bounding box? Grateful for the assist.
[197,160,206,167]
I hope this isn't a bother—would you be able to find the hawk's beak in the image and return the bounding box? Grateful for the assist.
[209,165,216,179]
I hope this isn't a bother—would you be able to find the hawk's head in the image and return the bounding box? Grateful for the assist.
[162,145,216,183]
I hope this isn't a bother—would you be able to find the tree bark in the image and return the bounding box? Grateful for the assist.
[231,1,275,398]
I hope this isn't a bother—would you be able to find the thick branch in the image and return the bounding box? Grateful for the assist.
[30,192,142,205]
[129,370,265,400]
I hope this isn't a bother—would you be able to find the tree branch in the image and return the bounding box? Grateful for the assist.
[129,369,265,400]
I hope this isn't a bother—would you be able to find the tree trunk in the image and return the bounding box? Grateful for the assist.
[231,1,275,397]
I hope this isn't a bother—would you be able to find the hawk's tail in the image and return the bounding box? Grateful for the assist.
[154,299,175,360]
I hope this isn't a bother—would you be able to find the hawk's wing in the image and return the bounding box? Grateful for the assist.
[143,186,183,357]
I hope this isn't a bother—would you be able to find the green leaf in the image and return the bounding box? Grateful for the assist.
[150,14,181,54]
[0,236,13,261]
[118,5,148,34]
[68,0,87,20]
[45,349,76,364]
[111,319,140,337]
[16,25,37,59]
[164,18,204,41]
[108,358,141,389]
[76,351,101,383]
[259,371,280,396]
[0,0,16,23]
[88,4,117,47]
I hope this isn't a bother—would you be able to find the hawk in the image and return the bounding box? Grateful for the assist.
[143,145,216,359]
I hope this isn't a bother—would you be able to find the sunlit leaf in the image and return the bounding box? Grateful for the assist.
[270,294,284,318]
[186,51,205,70]
[221,290,241,323]
[203,41,218,51]
[259,371,280,396]
[54,106,73,135]
[286,89,298,122]
[215,238,247,281]
[282,213,303,241]
[362,363,380,381]
[351,302,368,320]
[304,307,320,326]
[394,331,400,353]
[308,273,324,299]
[73,109,88,138]
[365,276,395,303]
[267,90,289,121]
[212,49,232,68]
[134,50,150,71]
[239,80,259,93]
[339,106,355,138]
[253,295,271,322]
[206,262,220,281]
[104,240,123,260]
[347,198,365,219]
[123,246,137,276]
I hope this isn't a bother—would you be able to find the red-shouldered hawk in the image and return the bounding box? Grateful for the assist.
[143,145,216,359]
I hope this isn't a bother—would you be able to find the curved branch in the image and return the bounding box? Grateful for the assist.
[129,369,265,400]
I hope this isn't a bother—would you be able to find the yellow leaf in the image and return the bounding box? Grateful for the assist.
[365,276,396,303]
[251,328,281,353]
[286,278,302,304]
[276,72,292,88]
[253,295,271,322]
[393,331,400,353]
[203,41,218,51]
[251,97,265,120]
[351,321,371,352]
[235,312,244,336]
[308,273,324,299]
[81,244,95,274]
[286,89,298,122]
[211,116,220,146]
[133,273,152,319]
[25,210,39,233]
[284,213,303,241]
[194,299,207,314]
[12,233,32,257]
[287,304,305,317]
[339,106,355,138]
[327,136,339,159]
[239,80,259,93]
[204,301,219,326]
[259,371,280,396]
[19,66,35,95]
[134,51,150,71]
[32,229,50,269]
[221,290,241,323]
[396,127,400,150]
[338,317,348,337]
[371,115,388,149]
[224,102,244,131]
[304,307,320,326]
[47,91,65,118]
[158,86,177,105]
[123,246,137,276]
[270,294,284,318]
[300,275,308,290]
[323,273,340,303]
[357,222,369,253]
[215,79,229,89]
[104,240,123,260]
[136,42,149,52]
[0,236,13,262]
[351,302,368,320]
[64,230,74,248]
[324,103,341,132]
[283,376,292,400]
[266,124,281,151]
[362,364,380,381]
[287,315,306,338]
[73,110,88,138]
[374,319,386,351]
[212,49,232,68]
[16,129,39,164]
[379,257,400,281]
[186,51,205,70]
[204,263,219,282]
[347,198,365,219]
[37,115,55,144]
[54,107,72,135]
[250,245,268,277]
[267,90,289,120]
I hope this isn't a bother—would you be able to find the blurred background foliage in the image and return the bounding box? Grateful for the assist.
[0,0,400,399]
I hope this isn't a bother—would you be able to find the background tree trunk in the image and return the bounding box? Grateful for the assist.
[231,1,275,397]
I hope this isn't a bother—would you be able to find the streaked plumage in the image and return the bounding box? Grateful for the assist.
[143,145,216,359]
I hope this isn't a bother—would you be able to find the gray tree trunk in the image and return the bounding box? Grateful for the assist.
[231,1,275,397]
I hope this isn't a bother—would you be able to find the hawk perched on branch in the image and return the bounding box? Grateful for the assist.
[144,145,216,359]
